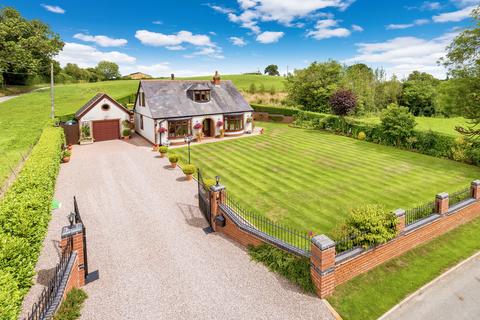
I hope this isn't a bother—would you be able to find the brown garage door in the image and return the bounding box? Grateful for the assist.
[92,119,120,142]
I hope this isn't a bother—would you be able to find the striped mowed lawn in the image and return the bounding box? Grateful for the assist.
[174,122,480,234]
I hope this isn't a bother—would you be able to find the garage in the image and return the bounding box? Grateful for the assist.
[92,119,120,141]
[74,93,132,143]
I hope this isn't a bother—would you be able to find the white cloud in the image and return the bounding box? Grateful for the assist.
[206,3,234,14]
[352,24,364,32]
[229,36,247,46]
[135,30,215,47]
[256,31,284,43]
[345,32,458,78]
[216,0,354,33]
[386,19,429,30]
[56,42,136,68]
[432,5,476,22]
[152,20,163,25]
[307,19,351,40]
[41,4,65,14]
[406,1,443,10]
[451,0,479,8]
[73,33,128,47]
[165,45,185,51]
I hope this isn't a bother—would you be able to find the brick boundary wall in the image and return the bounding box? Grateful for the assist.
[59,223,86,298]
[253,112,294,123]
[206,179,480,299]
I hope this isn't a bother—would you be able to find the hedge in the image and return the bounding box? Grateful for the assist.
[250,103,299,116]
[292,111,480,165]
[0,126,64,319]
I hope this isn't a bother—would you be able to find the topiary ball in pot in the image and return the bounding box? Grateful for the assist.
[182,164,196,181]
[158,146,168,157]
[168,154,179,168]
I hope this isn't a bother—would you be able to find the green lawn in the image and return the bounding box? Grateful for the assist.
[0,80,138,184]
[327,215,480,320]
[358,116,469,137]
[174,122,480,234]
[181,74,286,91]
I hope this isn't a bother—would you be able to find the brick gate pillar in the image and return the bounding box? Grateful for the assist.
[394,209,406,234]
[210,183,226,231]
[61,223,86,287]
[310,235,336,298]
[436,192,449,215]
[471,180,480,200]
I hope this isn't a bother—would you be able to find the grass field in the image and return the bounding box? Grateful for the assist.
[174,122,480,234]
[181,74,286,91]
[327,215,480,320]
[358,116,469,137]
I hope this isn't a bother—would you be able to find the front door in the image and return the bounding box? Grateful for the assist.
[202,119,212,137]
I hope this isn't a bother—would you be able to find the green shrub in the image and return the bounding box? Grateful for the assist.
[380,104,417,146]
[0,270,21,320]
[203,178,216,189]
[182,164,196,175]
[122,128,131,137]
[248,244,315,293]
[53,288,88,320]
[0,126,64,318]
[357,131,366,140]
[62,150,71,158]
[268,115,284,122]
[159,146,168,154]
[168,154,179,163]
[251,104,298,116]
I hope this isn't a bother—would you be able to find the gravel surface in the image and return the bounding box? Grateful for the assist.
[46,136,333,320]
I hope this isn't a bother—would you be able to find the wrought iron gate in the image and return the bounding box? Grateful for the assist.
[197,170,212,227]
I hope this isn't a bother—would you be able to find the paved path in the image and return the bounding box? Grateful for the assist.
[383,253,480,320]
[48,138,333,319]
[0,94,19,103]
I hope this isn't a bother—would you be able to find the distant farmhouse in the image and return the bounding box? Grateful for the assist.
[134,71,253,145]
[126,72,152,80]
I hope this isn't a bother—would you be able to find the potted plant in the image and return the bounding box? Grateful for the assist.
[182,164,196,181]
[216,120,224,138]
[62,150,71,163]
[168,154,179,168]
[246,117,253,123]
[220,128,225,138]
[80,123,93,144]
[67,144,73,150]
[158,127,167,134]
[122,128,131,140]
[159,146,168,158]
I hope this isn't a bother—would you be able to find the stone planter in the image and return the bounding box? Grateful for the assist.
[123,136,130,140]
[170,162,177,168]
[185,174,193,181]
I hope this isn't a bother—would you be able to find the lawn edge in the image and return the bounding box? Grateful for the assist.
[378,249,480,319]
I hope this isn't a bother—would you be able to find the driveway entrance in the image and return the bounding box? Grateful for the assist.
[52,139,333,320]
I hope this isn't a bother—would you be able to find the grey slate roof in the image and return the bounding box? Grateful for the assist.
[139,80,253,119]
[75,93,104,118]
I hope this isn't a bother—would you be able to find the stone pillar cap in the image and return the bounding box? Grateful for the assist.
[471,180,480,187]
[393,209,406,217]
[61,223,83,238]
[210,184,226,192]
[436,192,449,199]
[312,235,335,250]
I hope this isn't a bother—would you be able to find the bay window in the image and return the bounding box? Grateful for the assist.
[168,119,191,138]
[224,114,244,132]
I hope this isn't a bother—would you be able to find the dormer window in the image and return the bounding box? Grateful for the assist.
[194,90,210,102]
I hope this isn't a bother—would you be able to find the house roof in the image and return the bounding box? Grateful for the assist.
[75,93,131,119]
[139,80,253,119]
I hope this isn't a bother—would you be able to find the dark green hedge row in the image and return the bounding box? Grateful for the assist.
[251,103,299,116]
[0,127,64,319]
[293,111,480,165]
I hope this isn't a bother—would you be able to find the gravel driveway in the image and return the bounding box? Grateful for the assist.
[51,137,333,320]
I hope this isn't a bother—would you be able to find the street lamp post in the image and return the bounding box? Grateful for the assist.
[184,135,193,164]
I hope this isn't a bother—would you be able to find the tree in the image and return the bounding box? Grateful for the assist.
[264,64,280,76]
[399,71,439,116]
[380,104,417,146]
[95,61,120,80]
[286,61,343,112]
[329,89,357,116]
[342,63,375,113]
[441,6,480,138]
[0,7,64,85]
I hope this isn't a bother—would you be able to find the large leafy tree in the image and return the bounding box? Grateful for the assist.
[286,61,343,112]
[440,6,480,138]
[341,63,375,113]
[264,64,280,76]
[400,72,439,117]
[0,7,64,85]
[95,61,121,80]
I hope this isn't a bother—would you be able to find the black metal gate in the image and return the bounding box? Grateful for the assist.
[198,171,212,227]
[73,196,88,277]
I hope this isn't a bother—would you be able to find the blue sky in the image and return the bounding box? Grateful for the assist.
[6,0,479,78]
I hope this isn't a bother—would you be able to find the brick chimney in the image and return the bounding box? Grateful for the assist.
[212,71,221,86]
[171,73,175,80]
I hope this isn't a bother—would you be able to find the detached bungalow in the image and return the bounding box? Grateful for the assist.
[133,72,253,145]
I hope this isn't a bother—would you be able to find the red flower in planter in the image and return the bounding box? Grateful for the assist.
[158,127,167,133]
[193,123,203,130]
[216,120,224,127]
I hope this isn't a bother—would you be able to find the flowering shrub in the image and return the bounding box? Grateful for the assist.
[216,120,224,127]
